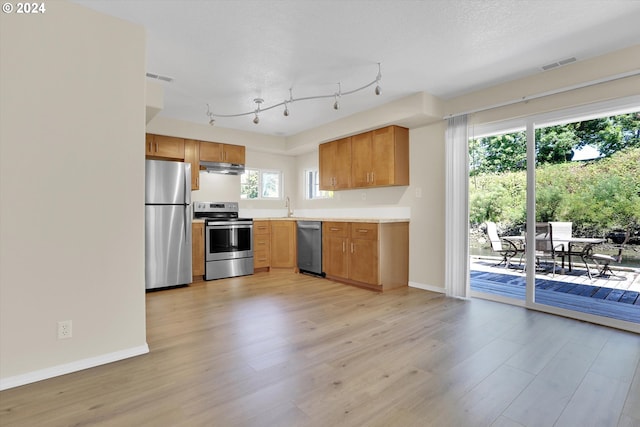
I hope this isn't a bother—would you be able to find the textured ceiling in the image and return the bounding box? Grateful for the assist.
[74,0,640,136]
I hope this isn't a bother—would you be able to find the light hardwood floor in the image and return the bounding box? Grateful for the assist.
[1,270,639,426]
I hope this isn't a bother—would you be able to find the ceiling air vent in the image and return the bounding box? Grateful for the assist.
[146,72,174,83]
[541,57,577,71]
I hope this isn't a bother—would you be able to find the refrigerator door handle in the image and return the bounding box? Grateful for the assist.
[184,164,191,205]
[184,204,190,243]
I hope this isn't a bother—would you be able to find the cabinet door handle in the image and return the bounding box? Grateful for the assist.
[366,172,370,183]
[357,229,369,233]
[351,242,354,253]
[371,172,374,182]
[330,227,340,231]
[342,241,346,252]
[155,142,159,152]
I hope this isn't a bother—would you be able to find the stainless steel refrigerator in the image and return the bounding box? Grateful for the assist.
[145,159,192,290]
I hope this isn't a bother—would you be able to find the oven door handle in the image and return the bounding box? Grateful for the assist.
[206,223,253,229]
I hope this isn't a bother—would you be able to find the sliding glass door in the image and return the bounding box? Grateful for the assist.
[469,127,527,303]
[469,100,640,330]
[532,113,640,324]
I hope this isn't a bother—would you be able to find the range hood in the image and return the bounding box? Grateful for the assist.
[200,161,245,175]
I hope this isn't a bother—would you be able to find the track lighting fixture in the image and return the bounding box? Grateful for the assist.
[283,89,292,116]
[252,98,262,124]
[206,63,382,126]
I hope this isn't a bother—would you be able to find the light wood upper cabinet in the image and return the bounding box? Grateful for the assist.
[222,144,245,164]
[319,137,351,190]
[350,132,373,188]
[145,134,185,160]
[371,126,409,187]
[270,220,296,268]
[199,141,223,162]
[320,125,409,190]
[200,141,245,164]
[184,139,200,190]
[351,126,409,188]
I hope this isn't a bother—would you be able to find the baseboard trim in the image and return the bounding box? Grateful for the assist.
[0,344,149,391]
[409,281,445,293]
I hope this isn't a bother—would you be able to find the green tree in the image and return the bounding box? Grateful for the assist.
[574,113,640,157]
[470,132,527,176]
[535,125,577,164]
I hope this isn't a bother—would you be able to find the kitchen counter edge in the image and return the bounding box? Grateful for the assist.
[250,217,409,224]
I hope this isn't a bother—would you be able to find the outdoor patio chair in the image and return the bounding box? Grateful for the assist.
[549,221,574,269]
[534,222,565,277]
[484,221,520,268]
[580,230,629,279]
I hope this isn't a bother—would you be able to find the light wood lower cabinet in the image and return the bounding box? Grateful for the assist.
[192,222,205,279]
[253,220,271,270]
[270,221,297,268]
[323,221,408,291]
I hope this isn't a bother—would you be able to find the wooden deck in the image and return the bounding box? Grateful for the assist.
[471,257,640,323]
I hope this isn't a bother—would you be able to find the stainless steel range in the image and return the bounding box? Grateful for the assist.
[193,202,253,280]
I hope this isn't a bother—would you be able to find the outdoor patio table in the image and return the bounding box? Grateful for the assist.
[503,236,606,273]
[560,237,606,272]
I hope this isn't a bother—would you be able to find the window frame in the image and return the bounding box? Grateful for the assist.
[240,168,283,200]
[304,168,333,200]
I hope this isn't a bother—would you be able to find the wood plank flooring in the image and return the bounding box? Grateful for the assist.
[1,270,639,426]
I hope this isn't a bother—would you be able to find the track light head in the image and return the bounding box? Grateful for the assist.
[209,118,215,126]
[375,85,381,95]
[283,102,290,117]
[253,114,259,124]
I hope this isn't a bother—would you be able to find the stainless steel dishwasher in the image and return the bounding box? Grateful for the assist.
[297,221,324,276]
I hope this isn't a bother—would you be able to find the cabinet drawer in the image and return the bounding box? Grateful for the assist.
[254,249,270,268]
[253,221,271,235]
[254,236,270,248]
[350,223,378,240]
[323,222,349,238]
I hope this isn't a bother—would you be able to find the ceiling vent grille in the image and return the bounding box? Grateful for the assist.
[541,57,577,71]
[146,72,174,83]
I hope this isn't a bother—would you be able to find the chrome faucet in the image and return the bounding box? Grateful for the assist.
[285,196,293,217]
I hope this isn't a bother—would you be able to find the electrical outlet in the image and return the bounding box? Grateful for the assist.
[58,320,72,339]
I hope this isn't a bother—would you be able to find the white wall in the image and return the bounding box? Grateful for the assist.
[0,1,147,388]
